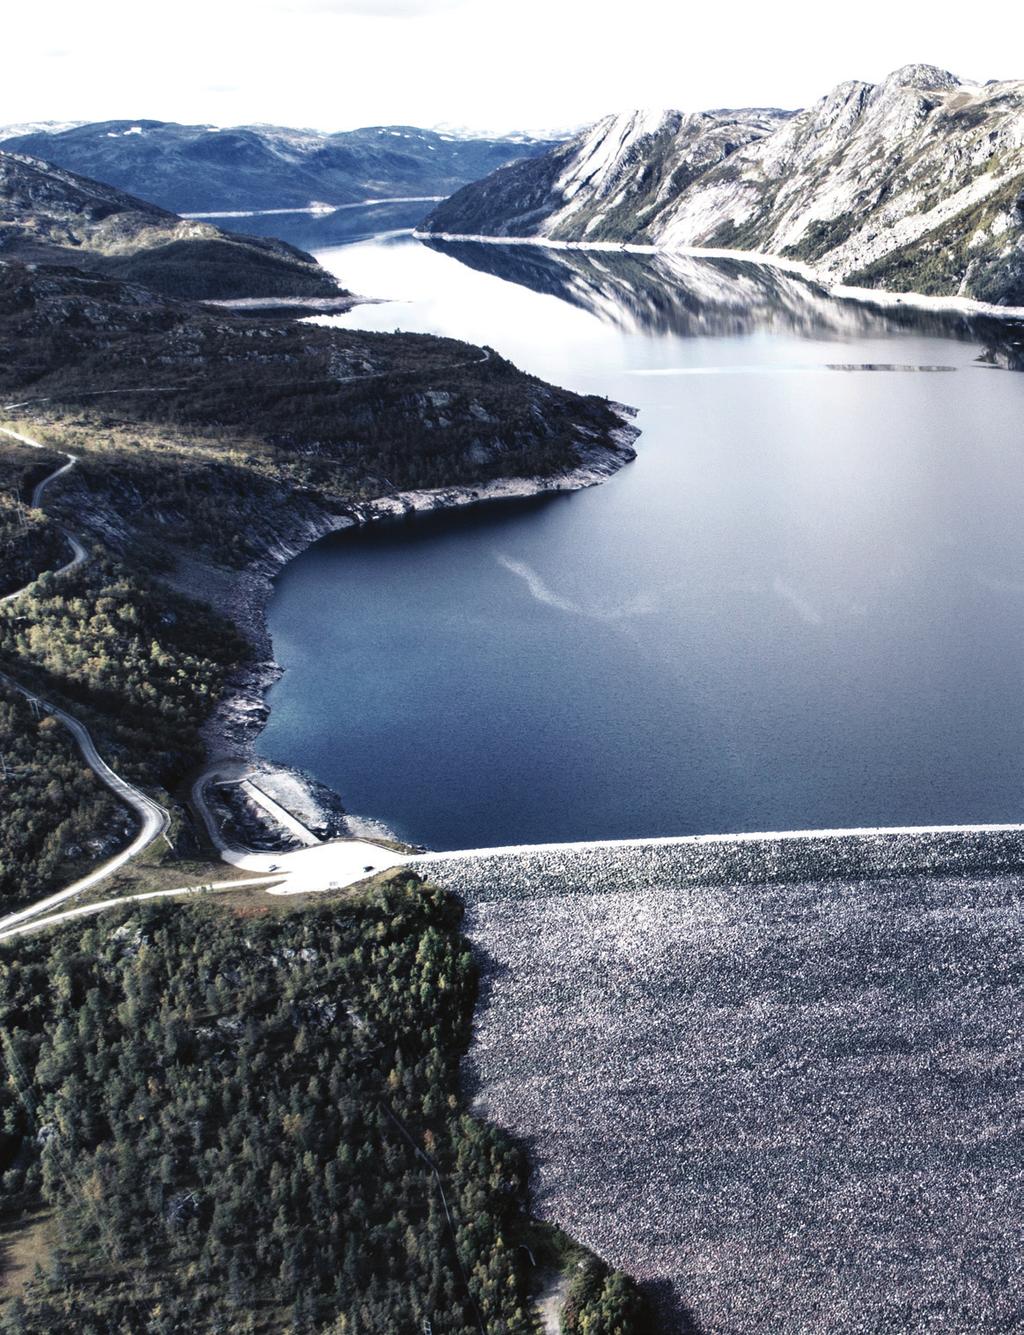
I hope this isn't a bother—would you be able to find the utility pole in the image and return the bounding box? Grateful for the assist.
[1,493,28,534]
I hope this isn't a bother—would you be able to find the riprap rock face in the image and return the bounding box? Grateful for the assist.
[425,67,1024,306]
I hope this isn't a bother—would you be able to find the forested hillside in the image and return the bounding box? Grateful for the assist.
[0,877,651,1333]
[0,255,631,906]
[0,556,247,793]
[0,499,68,601]
[1,261,631,573]
[0,440,70,599]
[0,151,652,1335]
[0,683,130,910]
[0,554,249,910]
[0,150,340,300]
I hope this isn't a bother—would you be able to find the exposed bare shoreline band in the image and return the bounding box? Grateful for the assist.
[415,230,1024,323]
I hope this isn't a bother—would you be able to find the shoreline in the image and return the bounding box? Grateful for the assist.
[184,196,446,221]
[196,413,640,823]
[415,230,1024,324]
[194,232,1023,862]
[202,401,1024,878]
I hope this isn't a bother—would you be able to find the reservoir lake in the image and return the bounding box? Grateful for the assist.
[257,233,1024,850]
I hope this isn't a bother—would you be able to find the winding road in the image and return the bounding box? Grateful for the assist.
[0,409,180,933]
[0,669,171,933]
[0,425,86,604]
[8,392,1024,953]
[0,404,379,940]
[0,874,286,943]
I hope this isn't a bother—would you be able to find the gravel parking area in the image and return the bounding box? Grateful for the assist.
[431,834,1024,1333]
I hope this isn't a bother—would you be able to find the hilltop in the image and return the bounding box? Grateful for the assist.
[424,66,1024,307]
[0,119,563,215]
[0,149,341,300]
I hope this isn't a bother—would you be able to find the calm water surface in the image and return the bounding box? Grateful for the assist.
[258,234,1024,849]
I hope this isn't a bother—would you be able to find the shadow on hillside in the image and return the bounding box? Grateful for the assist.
[646,1278,708,1334]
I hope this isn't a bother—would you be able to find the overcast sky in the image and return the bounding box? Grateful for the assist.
[3,0,1021,134]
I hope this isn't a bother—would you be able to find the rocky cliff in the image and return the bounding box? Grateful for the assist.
[425,66,1024,306]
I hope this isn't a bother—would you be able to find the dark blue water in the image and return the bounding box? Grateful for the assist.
[258,234,1024,849]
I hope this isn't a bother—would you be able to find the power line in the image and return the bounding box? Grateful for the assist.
[379,1099,486,1335]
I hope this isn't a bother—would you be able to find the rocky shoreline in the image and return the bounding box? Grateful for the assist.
[416,231,1024,323]
[196,409,640,832]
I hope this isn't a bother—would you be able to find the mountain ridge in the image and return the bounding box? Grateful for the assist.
[423,65,1024,306]
[0,119,563,214]
[0,148,341,299]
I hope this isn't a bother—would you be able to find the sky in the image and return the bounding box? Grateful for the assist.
[3,0,1022,135]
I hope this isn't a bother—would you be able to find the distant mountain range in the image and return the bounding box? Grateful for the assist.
[0,120,562,215]
[0,150,339,299]
[424,66,1024,307]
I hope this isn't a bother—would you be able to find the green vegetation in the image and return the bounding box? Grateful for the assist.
[0,227,648,1334]
[781,211,859,263]
[0,555,247,791]
[550,125,682,245]
[0,256,626,902]
[847,176,1024,304]
[517,1225,654,1335]
[0,440,71,598]
[0,684,129,910]
[0,551,246,907]
[702,193,778,253]
[0,877,651,1333]
[0,261,624,570]
[0,502,68,601]
[93,237,342,302]
[26,350,610,498]
[562,1258,653,1335]
[0,441,61,505]
[0,149,339,302]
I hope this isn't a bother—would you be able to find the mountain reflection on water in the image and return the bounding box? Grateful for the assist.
[258,233,1024,849]
[424,236,1024,368]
